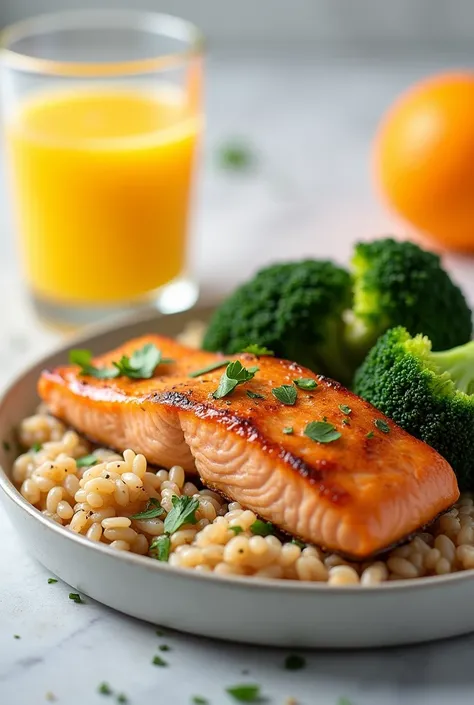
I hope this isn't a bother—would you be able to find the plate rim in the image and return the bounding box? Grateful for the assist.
[1,307,473,596]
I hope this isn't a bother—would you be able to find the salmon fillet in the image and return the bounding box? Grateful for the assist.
[38,334,459,559]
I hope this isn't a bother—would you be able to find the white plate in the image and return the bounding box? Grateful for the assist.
[1,307,473,649]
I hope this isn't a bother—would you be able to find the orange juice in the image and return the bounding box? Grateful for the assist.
[6,86,200,305]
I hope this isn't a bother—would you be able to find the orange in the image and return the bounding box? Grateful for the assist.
[373,71,474,251]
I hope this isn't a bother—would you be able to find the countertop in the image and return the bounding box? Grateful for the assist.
[1,53,474,705]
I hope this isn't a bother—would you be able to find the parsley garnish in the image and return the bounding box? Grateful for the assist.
[69,592,83,604]
[47,578,58,584]
[192,697,208,705]
[250,520,273,536]
[374,418,390,434]
[156,628,165,636]
[158,644,171,652]
[304,421,341,444]
[69,349,119,379]
[213,361,258,399]
[2,440,11,452]
[164,495,199,533]
[246,390,265,400]
[338,699,354,705]
[150,535,171,562]
[31,442,42,453]
[130,498,164,520]
[230,526,244,535]
[284,654,306,670]
[283,426,294,435]
[152,655,168,667]
[70,343,171,380]
[76,454,98,468]
[218,141,254,171]
[291,538,306,549]
[98,683,112,695]
[366,431,375,439]
[272,384,297,406]
[13,634,20,639]
[342,418,351,426]
[240,344,274,357]
[226,684,261,702]
[338,404,352,415]
[294,378,317,390]
[117,695,128,703]
[188,360,230,378]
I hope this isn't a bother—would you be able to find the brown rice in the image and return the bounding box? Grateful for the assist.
[12,409,474,585]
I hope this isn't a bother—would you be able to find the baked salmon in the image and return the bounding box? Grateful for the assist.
[38,335,459,559]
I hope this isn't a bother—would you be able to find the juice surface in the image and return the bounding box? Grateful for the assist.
[7,86,200,304]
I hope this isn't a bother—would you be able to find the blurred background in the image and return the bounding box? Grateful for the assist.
[1,0,473,375]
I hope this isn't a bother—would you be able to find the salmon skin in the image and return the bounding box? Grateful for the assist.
[38,335,459,559]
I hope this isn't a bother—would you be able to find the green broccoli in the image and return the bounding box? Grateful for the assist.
[202,260,353,383]
[346,238,472,360]
[354,326,474,490]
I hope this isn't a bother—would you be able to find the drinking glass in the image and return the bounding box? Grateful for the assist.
[1,10,203,328]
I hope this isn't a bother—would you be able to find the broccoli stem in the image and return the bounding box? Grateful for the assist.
[430,341,474,395]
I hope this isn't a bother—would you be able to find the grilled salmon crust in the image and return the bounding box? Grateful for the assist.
[38,335,459,559]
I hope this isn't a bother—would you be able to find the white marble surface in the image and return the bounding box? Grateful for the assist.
[1,53,474,705]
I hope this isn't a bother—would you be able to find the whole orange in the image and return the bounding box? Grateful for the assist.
[373,71,474,251]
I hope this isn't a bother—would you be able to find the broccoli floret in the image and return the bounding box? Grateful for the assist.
[346,238,472,360]
[354,326,474,490]
[203,260,353,383]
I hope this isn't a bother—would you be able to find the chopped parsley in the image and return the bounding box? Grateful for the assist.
[283,426,294,435]
[188,360,230,378]
[374,418,390,434]
[226,684,261,702]
[130,498,164,520]
[76,454,98,468]
[272,384,297,406]
[68,592,83,604]
[338,699,354,705]
[158,644,171,652]
[156,628,165,636]
[284,654,306,670]
[70,343,171,380]
[246,390,265,400]
[31,442,42,453]
[150,535,171,562]
[250,520,273,536]
[338,404,352,415]
[342,418,350,426]
[293,378,317,390]
[192,698,209,705]
[13,634,20,639]
[304,421,341,444]
[230,526,244,535]
[240,344,274,357]
[152,655,168,667]
[213,361,259,399]
[218,141,254,171]
[2,440,10,452]
[98,683,112,695]
[47,578,58,584]
[164,495,199,533]
[291,538,306,549]
[117,695,128,704]
[366,431,375,439]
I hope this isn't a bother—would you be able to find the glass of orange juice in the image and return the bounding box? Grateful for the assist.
[1,10,203,328]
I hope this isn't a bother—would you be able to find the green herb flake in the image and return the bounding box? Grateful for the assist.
[158,644,171,652]
[68,592,83,604]
[240,344,274,357]
[47,578,58,584]
[218,141,254,171]
[366,431,375,439]
[304,421,341,444]
[246,390,265,400]
[188,360,230,378]
[164,495,199,534]
[130,498,164,520]
[150,535,171,562]
[283,426,294,435]
[98,682,112,696]
[250,520,273,536]
[291,538,306,549]
[230,526,244,535]
[31,442,43,453]
[374,418,390,434]
[152,655,168,667]
[284,654,306,670]
[69,349,119,380]
[337,699,354,705]
[2,440,11,452]
[338,404,352,415]
[13,634,20,639]
[272,384,297,406]
[226,684,261,702]
[213,361,258,399]
[113,343,172,380]
[192,697,208,705]
[155,628,165,637]
[293,378,317,390]
[76,454,98,468]
[117,695,128,704]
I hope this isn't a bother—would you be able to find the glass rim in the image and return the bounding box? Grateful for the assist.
[0,9,204,77]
